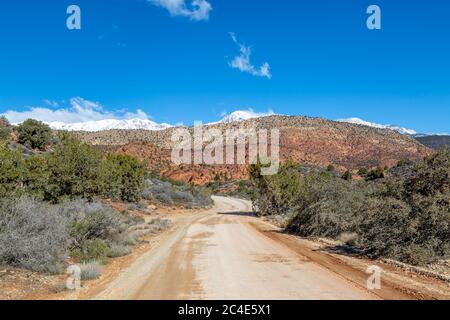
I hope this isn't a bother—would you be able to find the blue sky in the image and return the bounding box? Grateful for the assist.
[0,0,449,133]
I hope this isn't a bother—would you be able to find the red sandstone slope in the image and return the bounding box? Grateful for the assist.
[78,116,431,185]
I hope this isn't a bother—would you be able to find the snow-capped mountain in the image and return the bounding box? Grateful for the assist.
[218,110,275,124]
[43,110,275,131]
[337,117,417,135]
[47,118,172,132]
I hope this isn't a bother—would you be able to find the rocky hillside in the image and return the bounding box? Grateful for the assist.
[75,116,431,185]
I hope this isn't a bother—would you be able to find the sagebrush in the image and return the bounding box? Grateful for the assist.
[249,149,450,265]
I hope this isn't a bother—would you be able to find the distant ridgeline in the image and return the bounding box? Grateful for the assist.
[415,135,450,150]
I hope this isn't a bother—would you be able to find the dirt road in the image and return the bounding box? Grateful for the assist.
[92,196,385,300]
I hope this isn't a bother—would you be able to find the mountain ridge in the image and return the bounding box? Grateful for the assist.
[37,111,447,139]
[74,115,431,185]
[337,117,418,135]
[45,118,172,132]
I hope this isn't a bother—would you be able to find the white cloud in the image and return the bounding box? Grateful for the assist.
[1,97,150,125]
[43,99,60,108]
[149,0,212,21]
[229,33,272,79]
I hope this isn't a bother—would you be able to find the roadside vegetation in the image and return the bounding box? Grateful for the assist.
[143,175,213,208]
[248,149,450,266]
[0,197,150,273]
[0,116,12,141]
[0,119,208,276]
[206,179,253,200]
[0,132,146,203]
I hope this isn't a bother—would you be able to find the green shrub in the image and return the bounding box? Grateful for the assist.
[396,159,413,167]
[100,154,146,202]
[0,116,12,141]
[71,239,109,262]
[0,128,11,141]
[116,234,138,246]
[143,177,212,208]
[107,244,131,258]
[286,179,367,238]
[249,149,450,266]
[234,180,253,199]
[191,186,213,207]
[356,193,450,265]
[16,119,52,150]
[376,177,405,199]
[2,130,149,204]
[0,143,24,197]
[69,207,120,246]
[249,161,309,216]
[44,133,102,202]
[355,197,415,259]
[341,170,352,181]
[357,168,368,176]
[0,116,10,127]
[23,155,50,200]
[9,133,148,204]
[405,148,449,197]
[365,167,385,181]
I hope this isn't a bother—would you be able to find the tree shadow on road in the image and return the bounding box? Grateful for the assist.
[320,244,365,258]
[277,229,366,259]
[217,211,256,217]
